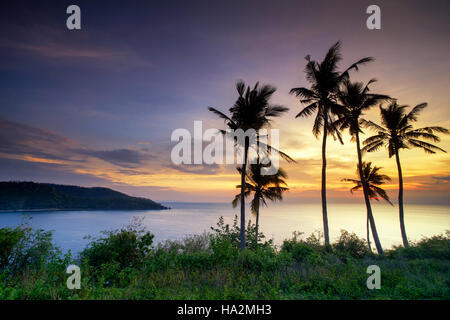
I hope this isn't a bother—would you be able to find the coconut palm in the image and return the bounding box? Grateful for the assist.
[232,162,288,244]
[362,102,449,247]
[335,79,390,254]
[209,81,290,250]
[342,162,393,252]
[289,41,373,246]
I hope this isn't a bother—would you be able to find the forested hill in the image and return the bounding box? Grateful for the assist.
[0,181,168,211]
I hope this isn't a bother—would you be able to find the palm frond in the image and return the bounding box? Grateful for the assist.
[406,103,427,122]
[371,186,393,206]
[360,119,387,133]
[361,141,385,153]
[295,102,318,118]
[265,105,290,118]
[407,138,447,154]
[208,107,235,125]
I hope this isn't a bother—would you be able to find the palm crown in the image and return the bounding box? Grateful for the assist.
[343,162,393,205]
[209,81,289,133]
[362,102,449,156]
[290,41,373,139]
[336,79,391,137]
[232,163,289,215]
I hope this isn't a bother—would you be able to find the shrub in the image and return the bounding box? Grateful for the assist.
[79,217,154,269]
[210,215,273,250]
[0,227,24,270]
[332,230,369,259]
[388,231,450,260]
[281,231,317,262]
[175,252,213,269]
[210,237,239,264]
[0,218,56,275]
[237,246,281,272]
[156,232,211,254]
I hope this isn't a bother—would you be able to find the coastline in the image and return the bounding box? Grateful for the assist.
[0,207,170,213]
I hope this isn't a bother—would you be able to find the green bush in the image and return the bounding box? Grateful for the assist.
[0,219,56,275]
[0,227,24,270]
[282,242,314,262]
[210,215,272,250]
[79,217,154,269]
[209,237,239,264]
[281,231,318,262]
[388,232,450,260]
[332,230,369,259]
[156,232,211,254]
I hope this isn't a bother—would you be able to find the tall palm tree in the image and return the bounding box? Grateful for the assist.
[342,161,393,252]
[232,162,289,244]
[290,41,373,246]
[209,81,290,250]
[336,79,390,254]
[362,102,449,247]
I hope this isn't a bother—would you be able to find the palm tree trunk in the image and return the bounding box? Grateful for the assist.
[240,141,249,251]
[366,215,372,253]
[395,150,409,247]
[255,205,260,245]
[356,131,383,255]
[321,115,330,247]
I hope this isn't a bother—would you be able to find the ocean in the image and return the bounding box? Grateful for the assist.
[0,201,448,254]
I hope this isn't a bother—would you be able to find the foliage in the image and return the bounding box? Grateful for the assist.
[0,218,56,275]
[342,162,393,205]
[332,230,370,259]
[79,217,154,269]
[209,215,273,250]
[388,232,450,260]
[362,102,449,156]
[0,219,449,300]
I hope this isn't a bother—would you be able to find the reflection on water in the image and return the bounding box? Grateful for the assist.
[0,202,448,254]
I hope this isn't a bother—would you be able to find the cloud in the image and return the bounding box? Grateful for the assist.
[78,148,152,168]
[433,175,450,182]
[165,163,222,175]
[0,118,154,169]
[0,118,80,162]
[3,42,120,59]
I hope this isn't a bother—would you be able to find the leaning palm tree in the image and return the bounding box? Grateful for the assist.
[362,102,449,247]
[209,81,290,250]
[232,162,289,244]
[290,41,373,246]
[335,79,390,254]
[342,162,393,252]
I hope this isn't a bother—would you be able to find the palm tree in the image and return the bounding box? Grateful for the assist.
[232,162,289,244]
[342,161,393,252]
[209,81,290,250]
[336,79,390,254]
[290,41,373,246]
[362,102,449,247]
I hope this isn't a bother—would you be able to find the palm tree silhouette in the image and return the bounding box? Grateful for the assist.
[342,161,393,252]
[209,81,290,250]
[335,78,390,254]
[362,102,449,247]
[290,41,373,246]
[232,162,288,245]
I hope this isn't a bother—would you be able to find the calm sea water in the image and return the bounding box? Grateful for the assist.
[0,202,448,254]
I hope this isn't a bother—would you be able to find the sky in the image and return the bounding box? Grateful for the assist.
[0,0,449,203]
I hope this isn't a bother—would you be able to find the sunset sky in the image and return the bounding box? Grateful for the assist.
[0,0,449,203]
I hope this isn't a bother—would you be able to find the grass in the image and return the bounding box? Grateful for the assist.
[0,215,448,300]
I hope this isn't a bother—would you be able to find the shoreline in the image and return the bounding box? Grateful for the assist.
[0,207,170,213]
